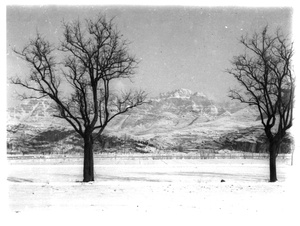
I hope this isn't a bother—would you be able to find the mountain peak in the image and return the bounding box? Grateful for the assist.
[159,88,194,99]
[193,91,207,98]
[159,88,208,100]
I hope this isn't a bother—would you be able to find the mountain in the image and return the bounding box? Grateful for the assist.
[7,88,225,130]
[6,88,292,155]
[106,88,243,133]
[7,98,66,127]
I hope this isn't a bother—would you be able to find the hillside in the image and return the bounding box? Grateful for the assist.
[6,88,293,155]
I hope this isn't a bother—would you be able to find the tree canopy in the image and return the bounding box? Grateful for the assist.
[12,15,147,138]
[227,26,294,142]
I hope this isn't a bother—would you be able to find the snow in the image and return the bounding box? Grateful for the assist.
[5,158,300,225]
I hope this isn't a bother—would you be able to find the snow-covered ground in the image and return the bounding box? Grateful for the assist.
[5,158,300,226]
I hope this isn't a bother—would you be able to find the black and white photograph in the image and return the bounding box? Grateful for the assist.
[3,1,299,225]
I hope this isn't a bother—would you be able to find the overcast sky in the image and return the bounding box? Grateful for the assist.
[6,6,293,106]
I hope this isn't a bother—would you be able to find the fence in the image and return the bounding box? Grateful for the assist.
[7,152,291,161]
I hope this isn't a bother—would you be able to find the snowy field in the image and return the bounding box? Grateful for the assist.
[5,157,300,226]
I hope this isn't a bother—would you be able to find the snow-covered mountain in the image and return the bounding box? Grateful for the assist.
[6,88,231,128]
[7,98,64,127]
[7,88,292,155]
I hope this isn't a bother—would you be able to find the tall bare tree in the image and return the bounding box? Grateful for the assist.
[11,15,147,182]
[227,26,294,182]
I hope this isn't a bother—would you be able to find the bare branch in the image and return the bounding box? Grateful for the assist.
[227,26,294,142]
[11,14,147,142]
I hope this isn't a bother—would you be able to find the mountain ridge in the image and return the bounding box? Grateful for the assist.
[8,88,291,155]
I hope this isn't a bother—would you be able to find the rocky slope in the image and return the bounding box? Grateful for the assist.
[6,88,293,155]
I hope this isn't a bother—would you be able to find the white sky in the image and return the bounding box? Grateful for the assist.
[6,4,293,107]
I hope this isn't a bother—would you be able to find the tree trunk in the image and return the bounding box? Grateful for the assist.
[269,141,278,182]
[83,134,94,182]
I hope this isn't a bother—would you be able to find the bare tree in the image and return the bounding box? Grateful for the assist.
[11,15,147,182]
[227,26,294,182]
